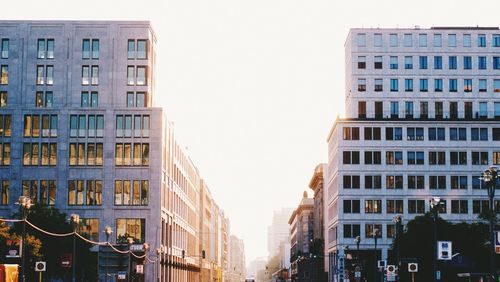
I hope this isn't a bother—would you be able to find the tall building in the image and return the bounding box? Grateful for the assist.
[0,20,227,282]
[289,191,314,282]
[325,27,500,281]
[228,235,246,282]
[267,207,294,255]
[308,163,327,281]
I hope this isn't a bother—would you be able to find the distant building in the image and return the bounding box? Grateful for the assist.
[246,258,266,281]
[228,235,246,282]
[268,207,294,255]
[308,164,327,281]
[289,191,314,282]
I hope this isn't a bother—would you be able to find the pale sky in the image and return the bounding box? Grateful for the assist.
[5,0,500,264]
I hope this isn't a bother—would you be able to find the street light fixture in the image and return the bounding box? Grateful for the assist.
[156,248,162,282]
[103,226,113,282]
[16,196,32,282]
[481,166,498,282]
[430,197,441,282]
[127,237,134,282]
[70,214,80,282]
[393,215,402,267]
[373,228,380,282]
[355,236,361,260]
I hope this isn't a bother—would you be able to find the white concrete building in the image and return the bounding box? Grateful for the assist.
[325,27,500,281]
[267,207,294,255]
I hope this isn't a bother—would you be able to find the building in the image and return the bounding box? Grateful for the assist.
[288,191,314,282]
[267,207,294,255]
[308,164,327,281]
[325,27,500,281]
[0,20,228,282]
[227,235,246,282]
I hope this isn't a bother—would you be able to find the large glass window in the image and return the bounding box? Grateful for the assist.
[116,218,145,243]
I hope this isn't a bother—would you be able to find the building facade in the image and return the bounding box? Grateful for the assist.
[308,164,327,281]
[227,235,246,282]
[325,27,500,281]
[289,192,314,282]
[267,207,294,256]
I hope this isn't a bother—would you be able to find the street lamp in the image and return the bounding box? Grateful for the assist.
[481,166,498,282]
[70,214,80,282]
[142,243,149,280]
[156,248,161,282]
[393,215,402,267]
[355,235,361,260]
[373,228,380,282]
[430,197,441,282]
[16,196,32,282]
[127,237,134,282]
[103,226,113,282]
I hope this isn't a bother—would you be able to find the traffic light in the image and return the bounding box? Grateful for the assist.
[182,250,185,259]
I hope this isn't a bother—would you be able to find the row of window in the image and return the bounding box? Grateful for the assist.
[343,150,495,166]
[342,174,492,190]
[69,143,104,166]
[357,101,500,119]
[357,55,500,70]
[68,180,102,206]
[69,115,104,138]
[343,199,496,216]
[23,114,58,138]
[343,126,500,141]
[116,115,150,138]
[114,180,149,206]
[21,179,56,206]
[22,143,57,166]
[356,32,500,48]
[126,66,148,86]
[115,143,149,166]
[358,78,500,93]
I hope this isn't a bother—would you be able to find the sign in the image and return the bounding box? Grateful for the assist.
[377,260,387,268]
[130,244,144,252]
[338,256,345,279]
[387,274,396,282]
[408,263,418,272]
[386,265,396,274]
[437,241,452,260]
[5,239,20,258]
[495,231,500,254]
[60,253,72,268]
[136,264,144,274]
[35,261,46,272]
[436,270,441,280]
[117,271,127,280]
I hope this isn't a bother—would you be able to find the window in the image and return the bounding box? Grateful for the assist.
[0,92,6,107]
[37,39,54,59]
[386,200,403,214]
[390,101,399,118]
[435,102,443,119]
[451,176,468,189]
[433,34,442,47]
[408,199,425,214]
[405,79,413,91]
[465,102,473,119]
[81,91,98,108]
[0,180,9,205]
[365,175,381,189]
[0,143,10,166]
[494,57,500,70]
[404,56,413,69]
[69,115,103,138]
[495,80,500,92]
[364,127,381,140]
[127,66,147,86]
[472,151,488,165]
[477,34,486,47]
[23,114,58,138]
[387,225,396,238]
[365,200,382,213]
[126,92,147,108]
[494,128,500,141]
[471,128,488,141]
[82,65,99,85]
[385,127,402,140]
[358,56,366,69]
[434,79,443,92]
[479,102,488,118]
[114,180,149,205]
[407,127,424,141]
[0,65,7,85]
[386,175,403,189]
[386,151,403,165]
[390,79,398,92]
[35,91,53,108]
[419,56,428,69]
[357,33,366,47]
[358,101,366,118]
[473,200,490,214]
[36,65,53,85]
[82,39,99,59]
[449,151,467,165]
[374,79,383,91]
[429,176,447,189]
[463,34,471,47]
[127,66,135,85]
[116,218,145,243]
[450,102,458,119]
[419,79,428,92]
[68,180,102,206]
[0,115,12,137]
[472,175,485,189]
[343,224,360,238]
[390,34,398,47]
[449,79,458,92]
[420,101,428,118]
[342,151,360,164]
[343,127,359,140]
[115,143,149,166]
[404,34,412,47]
[374,56,382,69]
[364,151,381,165]
[464,79,472,92]
[128,39,148,59]
[408,175,425,189]
[390,56,398,69]
[448,34,457,47]
[451,200,468,214]
[22,180,56,205]
[434,56,442,69]
[0,39,8,59]
[494,35,500,47]
[463,56,472,70]
[77,218,99,242]
[374,33,382,47]
[418,34,427,47]
[478,80,487,93]
[407,151,424,165]
[343,200,360,214]
[478,56,487,69]
[116,115,149,138]
[365,224,382,238]
[448,56,457,69]
[22,143,57,166]
[357,78,366,92]
[449,127,466,141]
[429,151,446,165]
[343,175,360,189]
[68,143,103,166]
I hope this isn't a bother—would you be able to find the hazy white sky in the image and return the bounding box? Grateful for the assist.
[5,0,500,264]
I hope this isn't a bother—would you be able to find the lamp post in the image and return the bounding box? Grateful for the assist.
[481,166,498,282]
[142,243,149,280]
[127,237,134,282]
[70,214,80,282]
[16,196,32,282]
[430,197,441,282]
[373,228,380,282]
[393,215,402,267]
[104,226,113,282]
[355,235,361,261]
[156,248,161,282]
